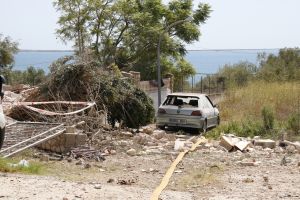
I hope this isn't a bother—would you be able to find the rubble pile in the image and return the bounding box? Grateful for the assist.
[219,134,300,154]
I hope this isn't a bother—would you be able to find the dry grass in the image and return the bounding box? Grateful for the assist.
[220,81,300,122]
[177,165,222,189]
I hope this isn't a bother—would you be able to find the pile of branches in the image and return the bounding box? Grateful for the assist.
[27,56,155,128]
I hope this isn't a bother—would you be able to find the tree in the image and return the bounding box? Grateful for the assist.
[54,0,211,80]
[0,34,18,70]
[258,48,300,81]
[53,0,90,56]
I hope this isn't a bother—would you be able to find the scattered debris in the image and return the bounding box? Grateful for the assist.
[94,184,102,189]
[70,146,105,162]
[9,159,29,168]
[219,135,250,152]
[107,178,114,183]
[126,148,137,156]
[254,139,276,149]
[117,179,136,185]
[243,177,254,183]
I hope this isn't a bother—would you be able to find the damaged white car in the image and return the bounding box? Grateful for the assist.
[156,93,220,132]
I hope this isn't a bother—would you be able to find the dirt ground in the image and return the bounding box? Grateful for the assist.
[0,136,300,200]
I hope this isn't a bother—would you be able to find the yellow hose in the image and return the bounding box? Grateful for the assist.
[150,137,207,200]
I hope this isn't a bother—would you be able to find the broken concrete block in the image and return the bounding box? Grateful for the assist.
[65,126,76,133]
[121,131,133,137]
[75,134,87,146]
[126,148,136,156]
[174,139,185,151]
[241,161,256,166]
[235,140,250,152]
[152,130,166,140]
[65,133,76,147]
[143,126,154,135]
[254,139,276,149]
[283,140,300,151]
[219,136,239,151]
[286,145,296,154]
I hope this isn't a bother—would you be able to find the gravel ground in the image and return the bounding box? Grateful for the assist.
[0,133,299,200]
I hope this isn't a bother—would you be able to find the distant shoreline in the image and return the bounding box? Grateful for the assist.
[19,49,74,52]
[19,48,281,53]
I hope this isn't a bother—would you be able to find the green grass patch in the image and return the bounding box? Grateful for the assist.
[209,81,300,139]
[0,158,43,174]
[178,165,222,188]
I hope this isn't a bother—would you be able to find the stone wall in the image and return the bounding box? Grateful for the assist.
[37,128,87,154]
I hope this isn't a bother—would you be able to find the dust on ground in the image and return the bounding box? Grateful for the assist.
[1,127,300,200]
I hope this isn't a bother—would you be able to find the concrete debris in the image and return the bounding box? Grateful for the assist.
[240,160,258,166]
[39,154,50,162]
[126,148,137,156]
[254,139,276,149]
[174,139,185,151]
[235,140,250,152]
[9,159,30,168]
[152,130,166,140]
[286,145,296,154]
[94,184,102,189]
[117,179,136,185]
[120,131,133,137]
[219,135,250,152]
[281,140,300,151]
[70,146,105,162]
[142,126,154,135]
[84,163,92,169]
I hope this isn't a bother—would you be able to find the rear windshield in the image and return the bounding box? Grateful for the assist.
[163,96,199,107]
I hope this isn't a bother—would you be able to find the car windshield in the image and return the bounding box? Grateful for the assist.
[163,95,199,107]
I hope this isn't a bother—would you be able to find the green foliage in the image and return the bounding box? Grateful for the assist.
[0,34,18,70]
[44,56,155,128]
[0,158,43,174]
[216,61,256,88]
[258,48,300,81]
[54,0,211,81]
[287,113,300,135]
[3,66,46,86]
[97,77,155,128]
[261,106,275,130]
[207,119,267,139]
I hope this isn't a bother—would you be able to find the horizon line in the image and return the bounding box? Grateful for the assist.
[19,48,282,52]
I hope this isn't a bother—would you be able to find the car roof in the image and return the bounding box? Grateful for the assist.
[167,92,207,98]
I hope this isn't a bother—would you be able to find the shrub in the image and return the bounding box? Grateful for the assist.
[38,56,155,128]
[287,113,300,135]
[261,106,275,130]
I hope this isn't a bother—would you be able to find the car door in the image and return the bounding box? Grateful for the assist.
[205,96,218,126]
[199,96,213,127]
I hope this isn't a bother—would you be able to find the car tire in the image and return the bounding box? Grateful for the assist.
[217,116,220,125]
[0,127,5,150]
[202,120,207,133]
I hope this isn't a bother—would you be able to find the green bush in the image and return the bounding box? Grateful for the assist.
[206,120,264,139]
[40,56,155,128]
[261,106,275,130]
[287,113,300,135]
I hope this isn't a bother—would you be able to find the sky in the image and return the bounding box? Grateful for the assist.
[0,0,299,50]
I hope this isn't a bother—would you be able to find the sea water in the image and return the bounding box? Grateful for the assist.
[13,49,278,74]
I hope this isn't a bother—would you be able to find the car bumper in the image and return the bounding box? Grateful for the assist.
[156,114,205,129]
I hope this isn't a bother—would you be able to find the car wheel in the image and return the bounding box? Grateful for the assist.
[0,127,5,150]
[202,120,207,133]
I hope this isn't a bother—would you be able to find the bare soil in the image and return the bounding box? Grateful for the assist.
[1,140,300,200]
